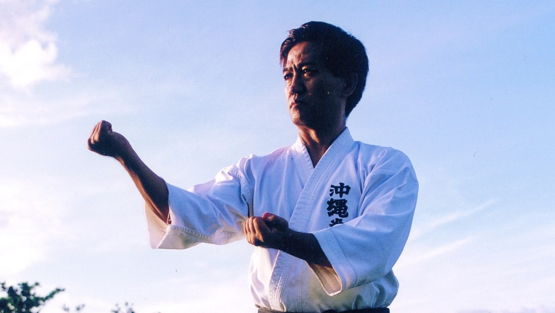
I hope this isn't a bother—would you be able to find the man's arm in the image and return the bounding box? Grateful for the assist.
[242,212,332,268]
[87,120,170,223]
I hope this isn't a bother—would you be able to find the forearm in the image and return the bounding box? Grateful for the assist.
[117,149,170,223]
[278,229,332,268]
[88,120,170,223]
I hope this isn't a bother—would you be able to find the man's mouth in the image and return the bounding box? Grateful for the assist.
[290,99,307,108]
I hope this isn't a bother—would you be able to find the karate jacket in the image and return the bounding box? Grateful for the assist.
[145,129,418,312]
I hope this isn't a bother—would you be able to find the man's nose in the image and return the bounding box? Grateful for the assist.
[288,73,306,94]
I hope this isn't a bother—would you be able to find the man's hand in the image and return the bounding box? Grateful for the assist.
[243,212,289,249]
[87,120,130,159]
[243,212,332,268]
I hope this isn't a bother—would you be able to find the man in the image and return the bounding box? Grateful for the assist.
[88,21,418,313]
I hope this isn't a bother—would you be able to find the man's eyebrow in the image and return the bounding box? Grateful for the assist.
[282,62,319,72]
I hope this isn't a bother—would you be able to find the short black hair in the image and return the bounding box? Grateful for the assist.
[280,21,369,116]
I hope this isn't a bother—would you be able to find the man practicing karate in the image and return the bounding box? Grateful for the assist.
[88,21,418,313]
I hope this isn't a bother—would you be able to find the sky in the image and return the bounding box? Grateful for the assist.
[1,1,554,312]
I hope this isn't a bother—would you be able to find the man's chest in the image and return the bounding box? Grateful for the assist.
[251,158,366,231]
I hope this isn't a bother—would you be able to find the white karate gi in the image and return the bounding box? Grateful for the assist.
[145,129,418,312]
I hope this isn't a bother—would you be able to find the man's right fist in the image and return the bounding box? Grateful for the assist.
[87,120,130,158]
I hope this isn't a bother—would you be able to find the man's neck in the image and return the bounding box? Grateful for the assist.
[298,124,346,167]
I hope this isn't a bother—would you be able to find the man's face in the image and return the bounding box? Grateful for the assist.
[283,41,347,130]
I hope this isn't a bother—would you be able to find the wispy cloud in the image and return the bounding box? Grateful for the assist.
[398,236,472,268]
[0,0,70,90]
[0,85,134,127]
[409,198,497,241]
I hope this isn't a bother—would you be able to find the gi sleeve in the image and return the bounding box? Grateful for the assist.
[311,149,418,296]
[145,161,253,249]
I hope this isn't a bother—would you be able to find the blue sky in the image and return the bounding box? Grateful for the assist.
[1,1,554,312]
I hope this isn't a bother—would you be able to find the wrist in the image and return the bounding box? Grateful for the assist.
[276,228,297,252]
[115,144,137,166]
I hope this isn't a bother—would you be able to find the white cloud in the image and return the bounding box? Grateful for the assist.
[0,0,70,89]
[0,177,67,276]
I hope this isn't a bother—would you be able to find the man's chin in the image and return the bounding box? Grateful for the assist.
[289,113,308,127]
[289,109,311,125]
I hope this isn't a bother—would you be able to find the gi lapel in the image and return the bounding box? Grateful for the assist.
[268,129,355,310]
[289,128,355,230]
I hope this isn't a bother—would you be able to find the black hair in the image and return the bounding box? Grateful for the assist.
[280,21,369,116]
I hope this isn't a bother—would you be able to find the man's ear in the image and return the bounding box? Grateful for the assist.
[342,73,358,97]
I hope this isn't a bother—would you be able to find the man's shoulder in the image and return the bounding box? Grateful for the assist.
[233,145,293,170]
[350,140,414,172]
[352,140,407,158]
[339,129,410,161]
[243,145,291,161]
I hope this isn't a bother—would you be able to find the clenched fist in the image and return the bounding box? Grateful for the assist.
[87,120,131,158]
[243,212,289,249]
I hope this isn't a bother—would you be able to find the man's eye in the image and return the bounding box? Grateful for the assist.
[303,68,317,76]
[283,73,292,80]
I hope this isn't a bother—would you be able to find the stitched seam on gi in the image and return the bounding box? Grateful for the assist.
[168,224,237,241]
